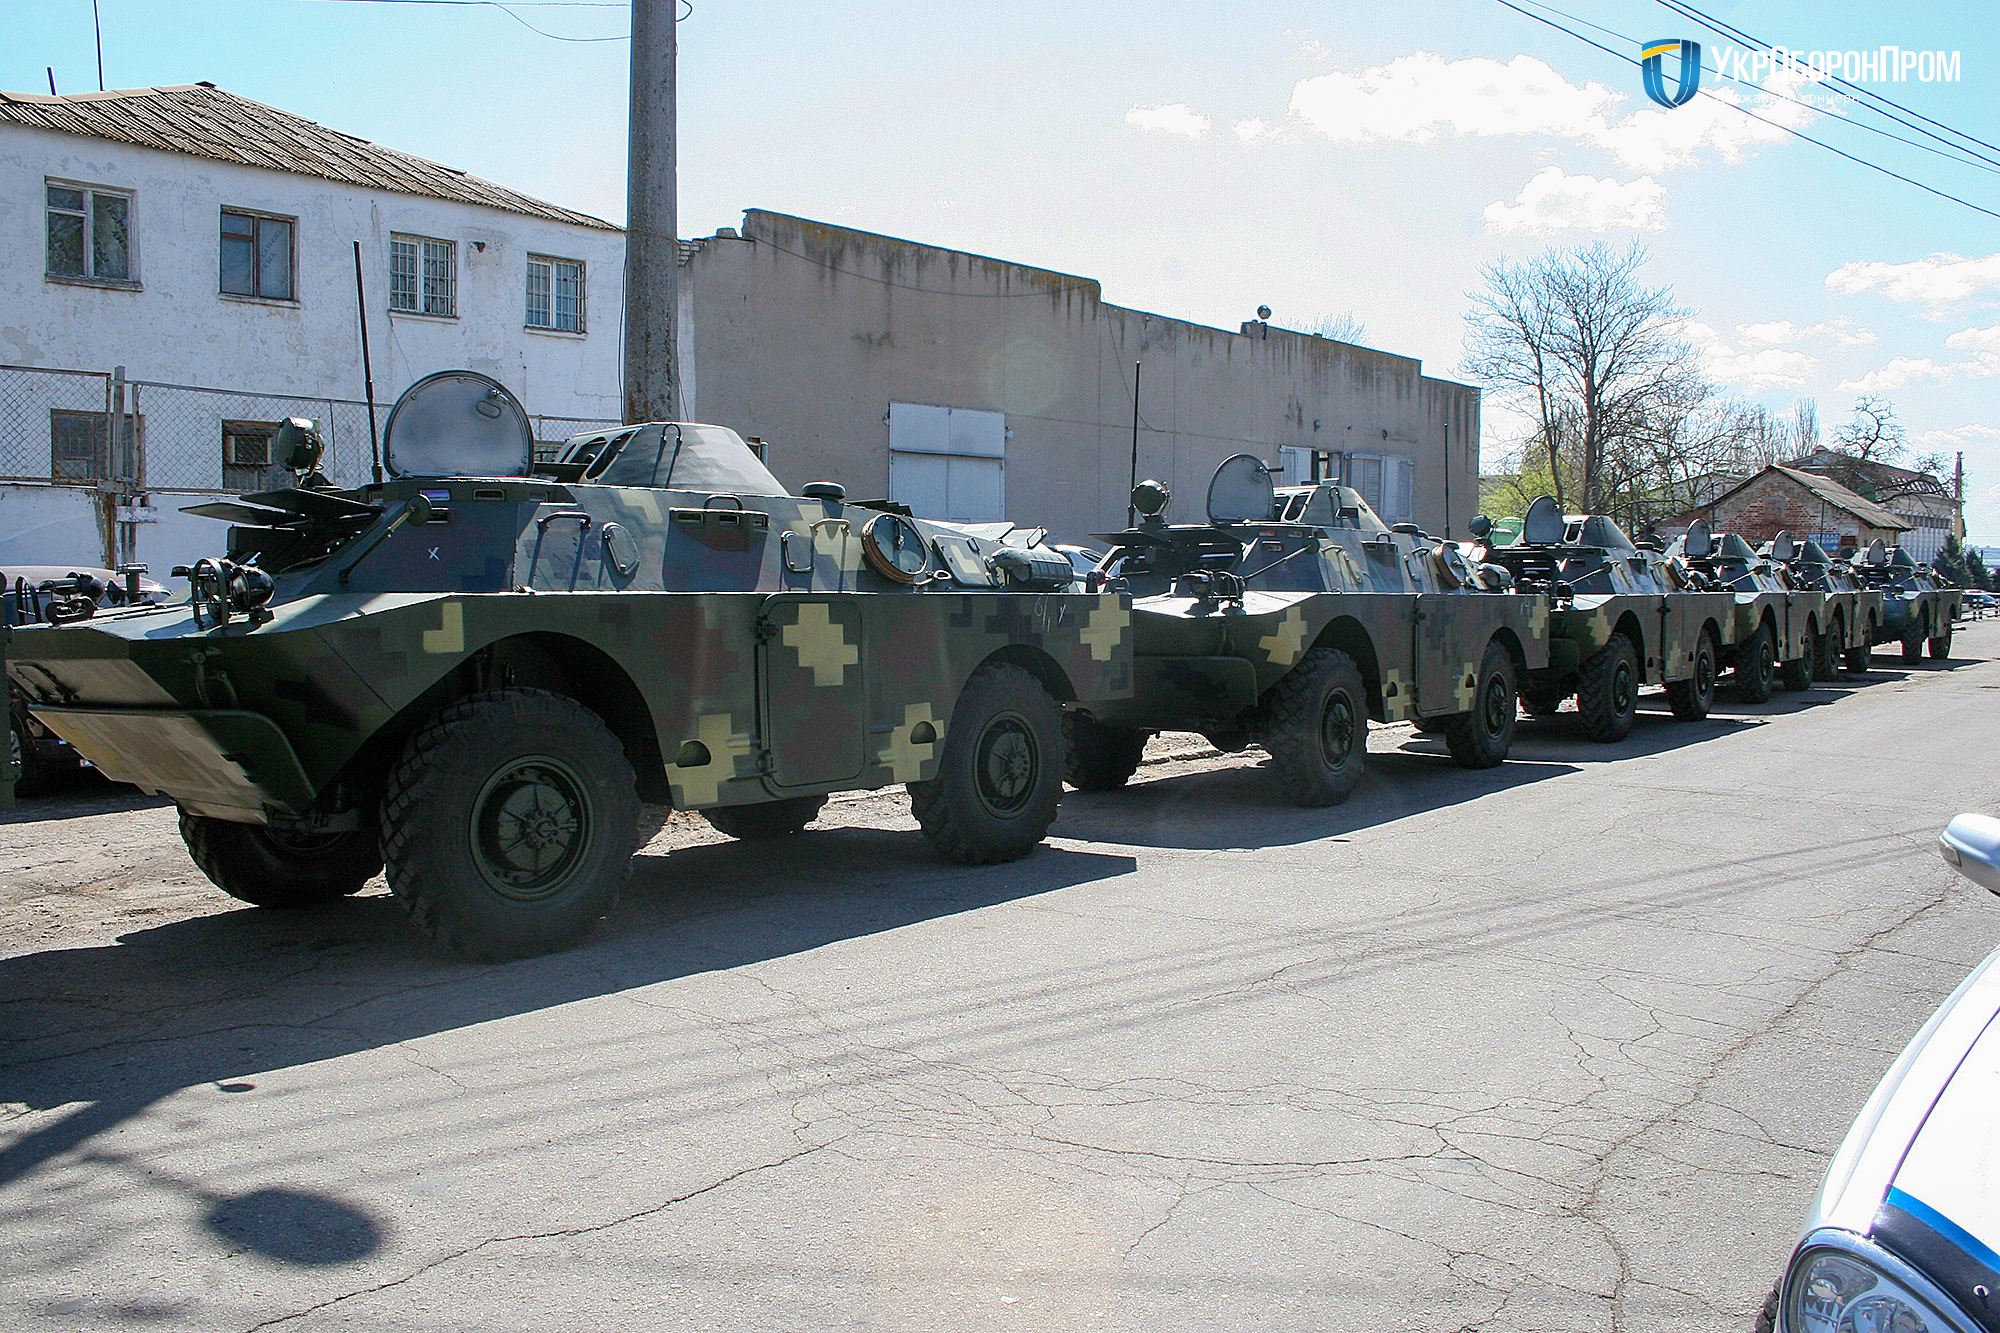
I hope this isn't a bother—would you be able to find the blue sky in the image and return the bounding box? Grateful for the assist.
[10,1,2000,537]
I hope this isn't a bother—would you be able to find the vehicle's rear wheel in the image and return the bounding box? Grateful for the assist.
[1734,626,1776,704]
[1778,641,1813,692]
[1901,636,1923,663]
[1262,646,1368,806]
[703,794,826,840]
[10,709,80,799]
[381,687,639,960]
[1577,632,1640,742]
[1410,716,1448,735]
[1665,628,1718,721]
[1813,620,1841,680]
[181,809,381,908]
[909,662,1062,864]
[1199,725,1251,753]
[1441,641,1516,770]
[1062,712,1147,791]
[1928,629,1953,660]
[1842,644,1870,673]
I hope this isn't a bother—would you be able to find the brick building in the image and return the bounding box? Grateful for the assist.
[1689,464,1909,555]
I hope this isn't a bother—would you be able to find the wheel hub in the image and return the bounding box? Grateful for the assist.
[974,715,1038,817]
[1320,690,1355,764]
[473,757,589,899]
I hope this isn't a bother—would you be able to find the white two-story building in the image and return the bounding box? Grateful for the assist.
[0,82,624,572]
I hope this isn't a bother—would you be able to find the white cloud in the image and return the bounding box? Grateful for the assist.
[1233,116,1274,145]
[1825,252,2000,305]
[1735,317,1875,348]
[1285,51,1810,174]
[1945,324,2000,352]
[1684,320,1818,390]
[1838,353,2000,393]
[1481,166,1667,234]
[1285,28,1331,61]
[1912,424,2000,449]
[1125,103,1212,139]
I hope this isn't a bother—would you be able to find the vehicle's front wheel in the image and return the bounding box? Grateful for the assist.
[1734,626,1776,703]
[1441,641,1516,769]
[1665,628,1718,721]
[1062,712,1147,791]
[909,662,1063,864]
[1813,620,1841,680]
[1262,646,1368,806]
[181,809,382,907]
[1577,632,1640,742]
[381,687,639,960]
[703,794,826,840]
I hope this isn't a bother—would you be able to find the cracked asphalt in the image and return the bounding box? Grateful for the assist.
[4,619,1999,1332]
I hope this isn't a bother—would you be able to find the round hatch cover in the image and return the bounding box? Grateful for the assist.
[1206,454,1274,526]
[382,370,534,479]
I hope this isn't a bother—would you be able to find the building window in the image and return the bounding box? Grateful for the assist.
[220,211,294,300]
[1351,453,1415,524]
[887,402,1005,523]
[46,182,132,281]
[526,255,585,332]
[222,421,290,492]
[389,234,455,316]
[50,409,138,481]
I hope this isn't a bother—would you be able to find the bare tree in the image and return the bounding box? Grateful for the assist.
[1463,242,1701,514]
[1833,395,1906,461]
[1307,311,1368,345]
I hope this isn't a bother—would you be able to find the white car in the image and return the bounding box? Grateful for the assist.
[1765,813,2000,1332]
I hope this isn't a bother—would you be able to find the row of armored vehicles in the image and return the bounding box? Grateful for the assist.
[3,373,1965,960]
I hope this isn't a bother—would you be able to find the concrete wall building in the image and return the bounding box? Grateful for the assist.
[0,83,623,573]
[678,211,1480,542]
[1696,464,1909,554]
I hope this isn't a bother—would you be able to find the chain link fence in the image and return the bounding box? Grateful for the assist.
[2,363,619,494]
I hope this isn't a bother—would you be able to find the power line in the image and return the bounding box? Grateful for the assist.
[1493,0,2000,224]
[1512,0,2000,176]
[1652,0,2000,163]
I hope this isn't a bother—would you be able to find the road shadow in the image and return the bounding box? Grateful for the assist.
[0,829,1134,1194]
[1,774,167,825]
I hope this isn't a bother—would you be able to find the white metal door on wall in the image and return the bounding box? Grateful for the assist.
[887,402,1005,523]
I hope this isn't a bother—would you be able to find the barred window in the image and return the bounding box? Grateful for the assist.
[50,410,138,482]
[526,255,585,332]
[46,181,133,281]
[221,211,294,300]
[389,234,455,316]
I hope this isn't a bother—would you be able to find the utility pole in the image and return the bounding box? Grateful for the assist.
[622,0,678,425]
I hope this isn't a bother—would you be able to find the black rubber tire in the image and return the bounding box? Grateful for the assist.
[1518,688,1567,718]
[1062,712,1147,791]
[1753,1282,1778,1333]
[1778,643,1813,692]
[1734,626,1776,704]
[1901,636,1923,663]
[1665,628,1718,721]
[1441,641,1516,770]
[703,794,826,839]
[1577,633,1640,742]
[9,710,78,799]
[1813,621,1840,681]
[1410,716,1449,735]
[1842,644,1869,673]
[1262,646,1368,807]
[909,662,1062,864]
[381,687,639,961]
[1929,630,1953,660]
[180,808,382,908]
[1200,726,1251,753]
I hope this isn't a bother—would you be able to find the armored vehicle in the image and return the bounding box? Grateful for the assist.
[1665,519,1822,701]
[1848,540,1960,662]
[1471,497,1738,740]
[1071,456,1549,807]
[6,372,1130,959]
[5,565,164,798]
[1760,534,1881,677]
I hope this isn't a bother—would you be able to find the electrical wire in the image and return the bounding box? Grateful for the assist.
[1652,0,2000,163]
[1512,0,2000,176]
[1493,0,2000,223]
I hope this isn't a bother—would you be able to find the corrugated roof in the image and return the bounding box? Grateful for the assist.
[0,83,618,231]
[1764,464,1910,531]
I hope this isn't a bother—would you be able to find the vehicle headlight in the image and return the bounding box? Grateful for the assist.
[1786,1249,1953,1333]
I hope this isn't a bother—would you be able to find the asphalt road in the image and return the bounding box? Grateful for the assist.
[5,621,1999,1333]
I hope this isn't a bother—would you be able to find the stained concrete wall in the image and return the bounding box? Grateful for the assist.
[680,211,1479,542]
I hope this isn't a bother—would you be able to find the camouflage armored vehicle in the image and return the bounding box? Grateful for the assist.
[1470,497,1739,740]
[1848,540,1960,662]
[1760,534,1882,677]
[1070,456,1550,807]
[6,372,1130,959]
[1665,519,1822,701]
